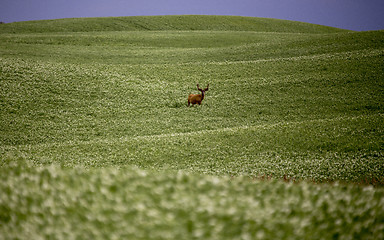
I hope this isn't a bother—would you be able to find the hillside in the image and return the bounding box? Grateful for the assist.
[1,15,383,180]
[0,16,383,239]
[0,15,349,33]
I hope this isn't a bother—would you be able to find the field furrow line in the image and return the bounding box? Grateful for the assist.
[4,113,382,151]
[200,48,384,66]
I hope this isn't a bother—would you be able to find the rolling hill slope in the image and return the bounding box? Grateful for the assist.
[0,15,349,33]
[1,15,383,179]
[0,16,383,240]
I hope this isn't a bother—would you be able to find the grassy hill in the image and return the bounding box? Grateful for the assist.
[0,16,383,239]
[0,15,348,33]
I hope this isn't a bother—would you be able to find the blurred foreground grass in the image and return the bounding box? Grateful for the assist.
[1,159,383,240]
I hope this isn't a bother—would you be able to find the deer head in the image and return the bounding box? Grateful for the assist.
[188,84,209,106]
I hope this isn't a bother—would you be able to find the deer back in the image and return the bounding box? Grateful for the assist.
[188,93,203,104]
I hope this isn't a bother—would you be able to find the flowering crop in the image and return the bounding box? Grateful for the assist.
[1,160,383,240]
[1,16,384,239]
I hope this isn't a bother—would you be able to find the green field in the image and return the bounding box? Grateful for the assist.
[1,15,384,239]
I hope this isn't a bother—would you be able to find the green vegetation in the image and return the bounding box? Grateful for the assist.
[0,15,346,33]
[1,160,383,240]
[1,15,383,239]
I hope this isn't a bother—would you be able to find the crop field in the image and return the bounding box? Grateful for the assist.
[1,16,384,239]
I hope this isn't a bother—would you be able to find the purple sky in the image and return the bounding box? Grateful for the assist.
[1,0,384,31]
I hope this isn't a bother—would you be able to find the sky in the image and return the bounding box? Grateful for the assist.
[1,0,384,31]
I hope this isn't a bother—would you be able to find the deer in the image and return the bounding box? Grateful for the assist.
[188,84,209,106]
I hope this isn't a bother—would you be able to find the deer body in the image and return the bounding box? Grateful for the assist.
[188,84,209,106]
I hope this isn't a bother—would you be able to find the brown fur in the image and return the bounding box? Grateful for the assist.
[188,84,209,106]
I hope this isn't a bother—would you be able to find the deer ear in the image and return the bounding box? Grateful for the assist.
[205,84,209,91]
